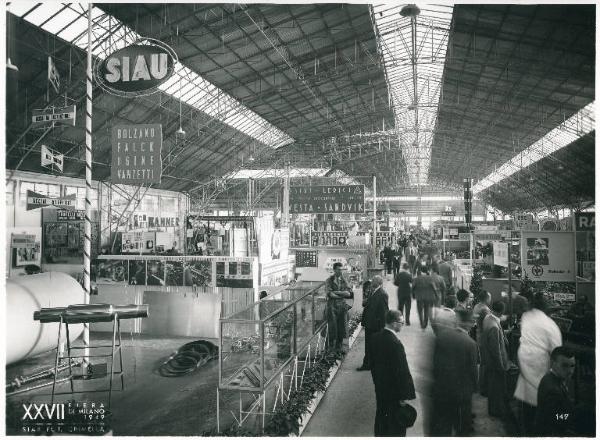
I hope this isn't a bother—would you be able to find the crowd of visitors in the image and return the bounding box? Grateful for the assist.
[328,235,589,437]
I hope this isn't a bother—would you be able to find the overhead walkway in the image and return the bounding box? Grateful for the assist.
[302,276,507,437]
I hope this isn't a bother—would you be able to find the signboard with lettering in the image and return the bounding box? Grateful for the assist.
[290,185,365,214]
[575,212,594,281]
[514,213,536,230]
[26,190,75,211]
[95,39,178,97]
[57,210,85,221]
[493,242,509,267]
[296,250,318,268]
[553,292,576,302]
[32,105,76,126]
[111,124,162,184]
[521,231,575,282]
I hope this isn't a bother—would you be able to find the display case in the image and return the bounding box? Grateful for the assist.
[219,282,327,391]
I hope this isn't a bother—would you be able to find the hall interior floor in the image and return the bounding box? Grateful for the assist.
[302,275,509,437]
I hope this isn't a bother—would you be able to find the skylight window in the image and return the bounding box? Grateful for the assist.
[372,4,453,186]
[227,168,330,179]
[10,2,294,149]
[473,102,595,194]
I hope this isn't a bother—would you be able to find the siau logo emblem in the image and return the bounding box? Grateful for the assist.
[95,38,178,97]
[22,403,65,421]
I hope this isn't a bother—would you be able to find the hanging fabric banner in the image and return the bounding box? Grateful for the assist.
[111,124,162,184]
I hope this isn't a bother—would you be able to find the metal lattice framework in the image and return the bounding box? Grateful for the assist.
[5,3,595,215]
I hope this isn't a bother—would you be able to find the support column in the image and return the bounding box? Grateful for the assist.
[283,162,290,226]
[82,3,93,366]
[372,176,377,263]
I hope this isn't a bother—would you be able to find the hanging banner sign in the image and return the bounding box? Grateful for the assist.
[95,39,178,97]
[290,185,365,214]
[41,144,64,172]
[493,242,509,268]
[57,209,85,221]
[111,124,162,184]
[32,105,76,126]
[521,231,575,282]
[575,212,595,231]
[26,190,75,211]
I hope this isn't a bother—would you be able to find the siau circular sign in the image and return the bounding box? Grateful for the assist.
[95,38,178,98]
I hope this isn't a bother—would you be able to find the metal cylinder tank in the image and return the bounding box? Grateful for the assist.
[6,272,85,365]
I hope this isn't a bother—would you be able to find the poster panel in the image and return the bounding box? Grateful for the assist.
[146,260,166,286]
[94,259,128,284]
[128,260,147,285]
[493,242,509,268]
[521,231,575,281]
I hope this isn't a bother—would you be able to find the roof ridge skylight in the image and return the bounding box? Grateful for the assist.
[473,101,595,194]
[9,2,294,149]
[372,3,453,186]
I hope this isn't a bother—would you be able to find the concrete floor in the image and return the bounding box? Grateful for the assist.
[303,275,508,437]
[6,333,224,435]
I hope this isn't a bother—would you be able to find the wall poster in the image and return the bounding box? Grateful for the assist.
[520,231,575,282]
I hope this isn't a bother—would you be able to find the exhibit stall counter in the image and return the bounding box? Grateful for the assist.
[92,255,259,338]
[292,247,368,286]
[219,281,327,392]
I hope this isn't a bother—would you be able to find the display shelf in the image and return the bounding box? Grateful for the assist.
[219,281,327,392]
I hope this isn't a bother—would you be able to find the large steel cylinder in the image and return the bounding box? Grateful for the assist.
[6,272,85,365]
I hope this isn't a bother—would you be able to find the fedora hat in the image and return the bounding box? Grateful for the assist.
[396,403,417,427]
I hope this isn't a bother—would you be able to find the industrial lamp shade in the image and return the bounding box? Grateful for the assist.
[400,4,421,17]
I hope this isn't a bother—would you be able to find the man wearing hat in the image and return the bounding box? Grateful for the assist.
[431,308,478,435]
[481,301,511,418]
[369,309,416,436]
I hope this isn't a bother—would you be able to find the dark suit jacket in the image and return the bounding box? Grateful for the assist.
[535,372,575,436]
[433,328,478,401]
[480,314,509,372]
[370,329,416,402]
[362,287,389,331]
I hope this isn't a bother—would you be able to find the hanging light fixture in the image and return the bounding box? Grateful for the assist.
[177,76,185,136]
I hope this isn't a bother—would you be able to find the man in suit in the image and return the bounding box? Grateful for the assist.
[431,309,479,436]
[370,310,416,437]
[481,301,511,418]
[394,263,413,326]
[412,265,440,329]
[383,242,394,276]
[325,262,354,351]
[358,275,389,371]
[437,256,454,291]
[534,346,576,436]
[430,265,447,307]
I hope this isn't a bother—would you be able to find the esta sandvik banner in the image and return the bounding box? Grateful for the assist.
[289,185,365,214]
[111,124,162,184]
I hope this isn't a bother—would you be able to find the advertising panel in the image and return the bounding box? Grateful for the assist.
[290,185,365,214]
[521,231,575,281]
[111,124,162,184]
